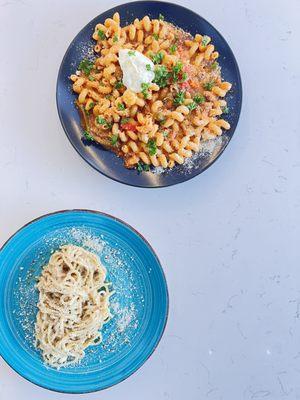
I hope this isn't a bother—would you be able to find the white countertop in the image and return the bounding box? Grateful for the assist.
[0,0,299,399]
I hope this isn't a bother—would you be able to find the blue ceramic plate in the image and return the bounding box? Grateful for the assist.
[56,1,242,188]
[0,210,168,393]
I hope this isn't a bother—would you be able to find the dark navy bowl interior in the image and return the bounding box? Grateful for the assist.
[56,1,242,188]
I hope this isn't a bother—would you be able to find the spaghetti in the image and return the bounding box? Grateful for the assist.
[35,244,112,368]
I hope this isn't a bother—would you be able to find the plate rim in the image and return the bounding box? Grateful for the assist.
[56,0,243,189]
[0,209,169,394]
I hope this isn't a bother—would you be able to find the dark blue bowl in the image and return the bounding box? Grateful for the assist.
[56,1,242,188]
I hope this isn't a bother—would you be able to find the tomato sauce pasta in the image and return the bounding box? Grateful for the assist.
[70,13,232,170]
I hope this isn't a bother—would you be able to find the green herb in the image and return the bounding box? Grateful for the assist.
[158,13,164,21]
[84,109,90,116]
[96,116,106,125]
[180,72,188,82]
[147,139,157,156]
[114,80,124,90]
[153,65,170,88]
[153,33,159,40]
[128,50,136,56]
[98,29,106,40]
[113,33,118,42]
[146,64,152,71]
[83,130,94,141]
[97,286,107,293]
[211,61,219,70]
[89,76,95,81]
[173,91,185,106]
[96,116,112,129]
[194,94,205,104]
[117,103,125,111]
[105,94,112,100]
[187,101,197,111]
[110,134,119,145]
[170,44,177,54]
[203,81,214,91]
[162,130,169,137]
[159,118,166,125]
[78,59,94,76]
[88,102,95,110]
[151,52,164,64]
[120,117,130,125]
[221,105,229,114]
[171,61,183,82]
[137,162,150,172]
[94,337,101,343]
[201,35,210,46]
[141,82,150,99]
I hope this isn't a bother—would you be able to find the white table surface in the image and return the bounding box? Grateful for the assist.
[0,0,299,399]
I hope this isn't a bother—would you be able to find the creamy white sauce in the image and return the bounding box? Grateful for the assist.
[118,49,155,93]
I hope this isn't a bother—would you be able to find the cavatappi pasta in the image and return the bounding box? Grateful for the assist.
[70,13,232,170]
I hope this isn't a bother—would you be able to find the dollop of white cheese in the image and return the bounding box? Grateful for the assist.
[118,49,155,93]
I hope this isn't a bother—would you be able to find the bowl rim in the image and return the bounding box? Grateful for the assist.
[0,208,169,394]
[56,0,243,189]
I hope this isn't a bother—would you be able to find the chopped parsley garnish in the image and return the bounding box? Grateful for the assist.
[170,44,177,54]
[88,102,95,110]
[83,130,94,141]
[128,50,136,56]
[173,91,185,106]
[110,134,119,145]
[194,94,205,104]
[117,103,125,111]
[180,72,188,82]
[78,59,94,76]
[171,61,183,82]
[120,117,130,125]
[211,61,219,70]
[98,29,106,40]
[94,337,101,343]
[114,80,124,90]
[153,33,159,40]
[203,81,214,91]
[158,13,165,21]
[159,118,166,125]
[96,116,112,129]
[137,162,150,172]
[153,65,170,88]
[98,286,107,293]
[89,76,95,81]
[96,116,106,125]
[201,35,210,46]
[113,34,118,42]
[146,64,152,71]
[221,105,229,114]
[141,82,150,98]
[187,101,197,111]
[147,139,157,156]
[162,130,169,137]
[151,52,164,64]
